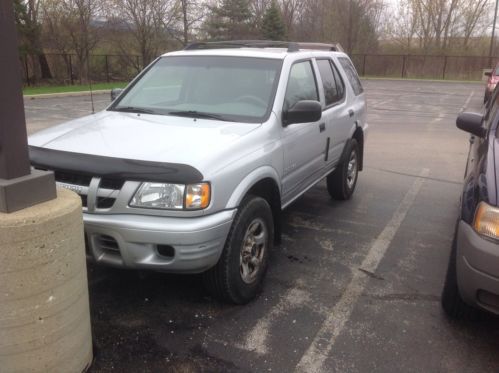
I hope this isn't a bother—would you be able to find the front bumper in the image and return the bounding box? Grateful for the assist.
[456,220,499,314]
[83,209,236,273]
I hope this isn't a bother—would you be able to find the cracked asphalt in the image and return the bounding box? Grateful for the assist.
[25,79,499,372]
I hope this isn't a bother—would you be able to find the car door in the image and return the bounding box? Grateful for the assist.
[281,60,325,206]
[315,58,352,169]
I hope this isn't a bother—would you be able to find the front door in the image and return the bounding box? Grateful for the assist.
[281,60,325,206]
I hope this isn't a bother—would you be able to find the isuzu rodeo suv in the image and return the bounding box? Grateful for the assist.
[28,41,368,304]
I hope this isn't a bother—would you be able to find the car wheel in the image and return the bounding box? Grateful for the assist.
[203,195,274,304]
[327,139,359,200]
[441,225,481,320]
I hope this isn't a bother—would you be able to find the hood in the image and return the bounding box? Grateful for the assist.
[28,110,261,172]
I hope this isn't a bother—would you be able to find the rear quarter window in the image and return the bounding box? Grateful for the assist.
[339,57,364,96]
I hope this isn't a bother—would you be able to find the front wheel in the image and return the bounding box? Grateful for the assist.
[327,139,359,200]
[203,195,274,304]
[441,224,481,320]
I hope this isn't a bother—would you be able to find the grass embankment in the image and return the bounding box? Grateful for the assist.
[23,82,128,95]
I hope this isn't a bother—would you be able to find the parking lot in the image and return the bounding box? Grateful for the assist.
[25,79,499,372]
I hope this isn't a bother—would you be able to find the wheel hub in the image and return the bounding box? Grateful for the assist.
[240,218,267,284]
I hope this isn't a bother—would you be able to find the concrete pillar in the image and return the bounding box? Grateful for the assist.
[0,188,92,372]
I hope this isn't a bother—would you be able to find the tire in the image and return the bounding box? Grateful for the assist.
[327,139,359,200]
[203,195,274,304]
[441,226,481,320]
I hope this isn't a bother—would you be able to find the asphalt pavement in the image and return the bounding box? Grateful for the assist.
[24,79,499,372]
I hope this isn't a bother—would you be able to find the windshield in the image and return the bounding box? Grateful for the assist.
[111,56,282,123]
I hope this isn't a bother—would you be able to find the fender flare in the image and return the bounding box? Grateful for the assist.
[226,166,281,209]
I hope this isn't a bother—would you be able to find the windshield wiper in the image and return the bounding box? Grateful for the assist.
[113,106,156,114]
[168,110,229,121]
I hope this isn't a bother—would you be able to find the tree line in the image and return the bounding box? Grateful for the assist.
[13,0,495,81]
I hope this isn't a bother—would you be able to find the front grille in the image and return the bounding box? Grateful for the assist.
[97,197,115,209]
[54,171,92,186]
[100,178,125,190]
[80,194,88,208]
[33,167,124,210]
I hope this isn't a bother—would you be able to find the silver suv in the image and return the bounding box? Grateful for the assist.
[29,41,367,304]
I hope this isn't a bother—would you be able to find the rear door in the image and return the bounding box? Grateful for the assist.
[315,58,352,169]
[338,56,367,131]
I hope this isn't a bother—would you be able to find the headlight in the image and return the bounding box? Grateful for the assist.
[473,202,499,240]
[130,182,210,210]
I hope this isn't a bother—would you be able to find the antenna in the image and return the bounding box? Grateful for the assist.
[86,52,95,114]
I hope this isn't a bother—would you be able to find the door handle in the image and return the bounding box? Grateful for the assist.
[349,109,355,118]
[319,123,325,132]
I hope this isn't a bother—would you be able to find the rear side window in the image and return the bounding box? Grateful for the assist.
[339,57,364,96]
[284,61,319,111]
[317,59,344,106]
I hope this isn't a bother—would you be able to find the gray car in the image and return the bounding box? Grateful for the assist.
[28,41,368,304]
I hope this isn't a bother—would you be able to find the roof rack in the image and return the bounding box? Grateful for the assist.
[183,40,344,53]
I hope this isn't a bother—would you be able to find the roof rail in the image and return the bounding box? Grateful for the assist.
[183,40,343,53]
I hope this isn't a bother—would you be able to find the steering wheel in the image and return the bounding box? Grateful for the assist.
[234,95,267,107]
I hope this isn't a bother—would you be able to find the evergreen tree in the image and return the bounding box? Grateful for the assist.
[261,1,286,41]
[204,0,254,40]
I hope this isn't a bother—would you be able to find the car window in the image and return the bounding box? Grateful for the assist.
[283,61,319,111]
[317,59,343,106]
[331,62,345,99]
[112,56,282,123]
[486,87,499,124]
[339,57,364,96]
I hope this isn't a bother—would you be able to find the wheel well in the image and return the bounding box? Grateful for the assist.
[353,126,364,171]
[247,178,282,244]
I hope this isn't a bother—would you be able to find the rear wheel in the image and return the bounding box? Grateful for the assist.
[327,139,359,200]
[203,195,274,304]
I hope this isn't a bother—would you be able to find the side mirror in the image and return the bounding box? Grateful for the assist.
[456,112,485,137]
[110,88,124,101]
[283,100,322,126]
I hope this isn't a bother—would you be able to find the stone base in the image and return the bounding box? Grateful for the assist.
[0,188,92,372]
[0,169,56,213]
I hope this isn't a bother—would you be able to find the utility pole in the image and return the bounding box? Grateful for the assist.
[0,0,55,212]
[490,0,499,59]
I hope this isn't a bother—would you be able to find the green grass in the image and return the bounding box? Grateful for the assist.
[23,82,128,96]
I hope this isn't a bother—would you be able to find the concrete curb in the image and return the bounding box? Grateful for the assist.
[0,188,93,372]
[24,89,111,100]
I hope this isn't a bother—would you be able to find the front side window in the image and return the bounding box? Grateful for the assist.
[111,56,282,123]
[283,61,319,111]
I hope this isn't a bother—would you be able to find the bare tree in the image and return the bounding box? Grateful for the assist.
[109,0,178,67]
[15,0,53,79]
[460,0,491,50]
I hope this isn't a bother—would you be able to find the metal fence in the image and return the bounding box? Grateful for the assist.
[21,53,143,86]
[351,54,497,81]
[20,52,499,86]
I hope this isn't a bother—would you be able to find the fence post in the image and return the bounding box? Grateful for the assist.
[68,54,74,85]
[105,55,110,83]
[442,56,448,80]
[401,55,407,78]
[362,54,367,76]
[24,55,30,86]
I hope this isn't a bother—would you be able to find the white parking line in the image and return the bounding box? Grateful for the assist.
[241,286,310,355]
[460,91,474,112]
[294,168,429,373]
